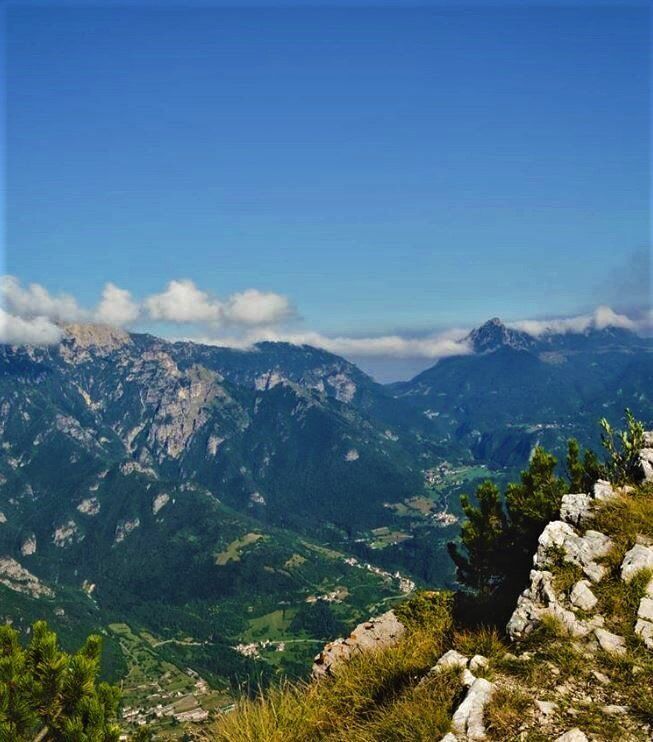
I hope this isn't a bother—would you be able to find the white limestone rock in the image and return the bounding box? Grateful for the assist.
[560,493,593,527]
[535,522,612,584]
[592,670,610,685]
[569,580,598,611]
[469,655,489,674]
[461,668,476,687]
[507,569,604,641]
[639,447,653,482]
[594,627,626,656]
[555,729,588,742]
[152,493,170,514]
[312,610,405,679]
[434,649,469,672]
[114,518,140,544]
[592,479,617,502]
[0,557,53,598]
[77,497,100,516]
[21,535,37,556]
[53,520,80,548]
[451,677,495,741]
[638,596,653,622]
[635,618,653,649]
[535,699,558,718]
[621,544,653,584]
[583,530,613,561]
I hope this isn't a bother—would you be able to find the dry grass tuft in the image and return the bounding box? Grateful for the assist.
[452,626,505,661]
[212,624,456,741]
[484,685,533,741]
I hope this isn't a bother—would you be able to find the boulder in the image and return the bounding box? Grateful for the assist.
[535,699,557,718]
[639,447,653,482]
[592,480,617,502]
[555,729,588,742]
[594,627,626,656]
[426,649,476,688]
[469,655,489,674]
[569,580,598,611]
[639,596,653,622]
[635,618,653,649]
[620,544,653,584]
[451,677,495,741]
[434,649,469,671]
[560,493,593,527]
[583,530,613,560]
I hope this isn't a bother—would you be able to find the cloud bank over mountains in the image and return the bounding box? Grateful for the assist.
[1,275,650,361]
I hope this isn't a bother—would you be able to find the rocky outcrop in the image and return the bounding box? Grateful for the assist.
[569,580,597,611]
[152,493,170,515]
[507,479,624,641]
[639,445,653,482]
[20,535,37,556]
[451,677,495,741]
[621,543,653,649]
[311,610,405,679]
[502,435,653,740]
[77,497,100,516]
[114,518,140,544]
[559,493,592,527]
[53,519,81,548]
[0,557,53,598]
[429,651,495,741]
[507,568,604,641]
[594,627,626,656]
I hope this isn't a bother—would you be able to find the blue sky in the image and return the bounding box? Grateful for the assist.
[2,2,650,378]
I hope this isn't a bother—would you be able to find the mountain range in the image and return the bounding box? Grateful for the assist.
[0,316,651,714]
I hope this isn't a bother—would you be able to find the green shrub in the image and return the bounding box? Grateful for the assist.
[0,621,121,741]
[600,409,646,485]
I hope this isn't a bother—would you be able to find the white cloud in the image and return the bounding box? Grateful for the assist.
[2,274,649,358]
[224,289,294,326]
[1,275,85,322]
[592,305,636,330]
[0,309,62,345]
[144,279,222,323]
[509,305,637,337]
[94,283,140,326]
[185,327,472,360]
[143,281,294,328]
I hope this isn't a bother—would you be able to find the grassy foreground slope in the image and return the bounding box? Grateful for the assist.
[208,482,653,741]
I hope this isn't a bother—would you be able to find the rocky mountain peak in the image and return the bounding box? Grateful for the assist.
[467,317,535,354]
[63,323,132,350]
